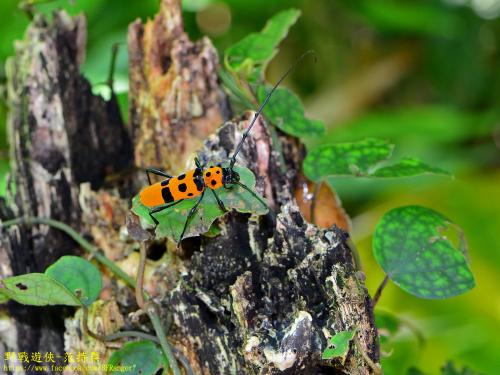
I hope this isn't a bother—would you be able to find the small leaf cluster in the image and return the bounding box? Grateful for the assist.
[0,254,168,375]
[0,256,101,307]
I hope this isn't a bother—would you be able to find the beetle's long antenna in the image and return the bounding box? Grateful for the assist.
[229,50,316,170]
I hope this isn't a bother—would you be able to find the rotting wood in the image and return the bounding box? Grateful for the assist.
[0,11,132,372]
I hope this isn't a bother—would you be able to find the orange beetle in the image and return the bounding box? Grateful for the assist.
[139,51,314,242]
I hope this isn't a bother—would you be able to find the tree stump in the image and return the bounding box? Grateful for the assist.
[0,1,379,374]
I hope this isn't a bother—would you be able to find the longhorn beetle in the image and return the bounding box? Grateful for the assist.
[139,51,314,242]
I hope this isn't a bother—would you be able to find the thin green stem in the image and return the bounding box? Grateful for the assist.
[354,335,382,375]
[136,243,147,310]
[146,302,182,375]
[1,217,136,288]
[82,306,159,343]
[373,275,389,306]
[107,43,121,93]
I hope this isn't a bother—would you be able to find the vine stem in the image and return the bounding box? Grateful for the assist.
[372,275,389,306]
[81,306,159,343]
[146,301,182,375]
[3,216,186,375]
[1,217,136,288]
[135,243,147,310]
[354,335,382,375]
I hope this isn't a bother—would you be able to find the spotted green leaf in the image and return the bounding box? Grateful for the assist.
[373,206,475,299]
[304,139,394,181]
[132,166,268,243]
[257,86,325,138]
[45,256,102,306]
[304,139,450,182]
[371,157,450,178]
[108,340,167,375]
[225,8,300,80]
[322,329,356,360]
[0,273,80,306]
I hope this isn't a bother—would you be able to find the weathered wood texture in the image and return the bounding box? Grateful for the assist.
[0,11,132,372]
[0,0,379,374]
[128,0,230,174]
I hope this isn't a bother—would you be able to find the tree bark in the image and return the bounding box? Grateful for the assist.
[0,1,379,374]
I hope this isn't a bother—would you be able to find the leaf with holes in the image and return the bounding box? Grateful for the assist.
[0,273,81,306]
[322,329,356,360]
[373,206,475,299]
[371,157,450,178]
[304,139,394,181]
[257,86,325,138]
[107,340,167,375]
[225,8,300,81]
[132,166,268,243]
[45,256,102,306]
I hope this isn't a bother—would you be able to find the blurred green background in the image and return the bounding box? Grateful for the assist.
[0,0,498,374]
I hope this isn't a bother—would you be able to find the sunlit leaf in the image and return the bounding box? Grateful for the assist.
[322,329,356,360]
[371,157,451,178]
[0,273,80,306]
[225,8,300,80]
[373,206,475,299]
[257,86,324,138]
[45,256,102,306]
[132,166,268,243]
[304,139,394,181]
[108,340,167,375]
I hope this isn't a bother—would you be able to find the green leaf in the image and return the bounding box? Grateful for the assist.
[441,361,482,375]
[407,367,427,375]
[257,86,325,138]
[225,8,300,79]
[0,292,9,304]
[45,256,102,306]
[132,166,268,243]
[304,139,450,182]
[0,273,81,306]
[373,206,475,299]
[108,340,167,375]
[355,0,462,38]
[304,139,394,181]
[322,329,356,360]
[371,157,451,178]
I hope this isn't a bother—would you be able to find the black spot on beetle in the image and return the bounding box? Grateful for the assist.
[211,180,217,186]
[161,179,170,186]
[177,174,186,180]
[216,170,220,174]
[161,187,174,203]
[188,193,194,197]
[205,171,211,177]
[15,283,28,290]
[178,183,187,192]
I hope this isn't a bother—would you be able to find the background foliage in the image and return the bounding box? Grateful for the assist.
[0,0,499,373]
